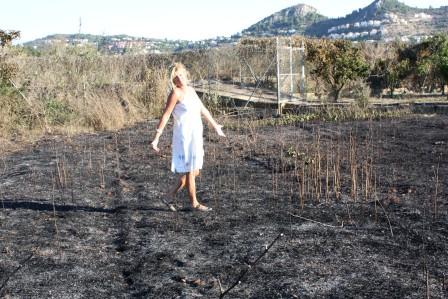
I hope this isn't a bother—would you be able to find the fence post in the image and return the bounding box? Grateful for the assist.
[290,38,293,97]
[301,40,306,100]
[276,37,282,115]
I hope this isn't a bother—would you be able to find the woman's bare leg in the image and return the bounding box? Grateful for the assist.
[166,174,186,198]
[161,174,186,212]
[186,171,199,206]
[193,169,200,177]
[186,170,211,211]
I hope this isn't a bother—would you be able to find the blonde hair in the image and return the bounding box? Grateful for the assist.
[169,62,190,90]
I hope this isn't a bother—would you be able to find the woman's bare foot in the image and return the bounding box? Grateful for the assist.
[193,203,212,212]
[161,195,177,212]
[167,203,177,212]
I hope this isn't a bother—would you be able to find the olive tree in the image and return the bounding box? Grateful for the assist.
[368,42,412,97]
[411,34,448,95]
[433,35,448,97]
[306,39,369,102]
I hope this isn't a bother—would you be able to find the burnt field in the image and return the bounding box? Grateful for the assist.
[0,113,447,298]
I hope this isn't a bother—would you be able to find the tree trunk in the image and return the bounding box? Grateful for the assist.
[332,86,343,102]
[389,87,395,98]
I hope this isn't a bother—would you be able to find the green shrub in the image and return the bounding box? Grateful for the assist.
[0,85,35,132]
[44,98,74,126]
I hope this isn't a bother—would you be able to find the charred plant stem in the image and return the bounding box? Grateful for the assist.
[374,195,394,237]
[219,233,283,299]
[0,253,34,296]
[289,213,344,228]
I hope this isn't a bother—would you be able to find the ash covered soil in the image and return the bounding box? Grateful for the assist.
[0,114,447,298]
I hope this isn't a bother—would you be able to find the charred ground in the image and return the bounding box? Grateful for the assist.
[0,113,447,298]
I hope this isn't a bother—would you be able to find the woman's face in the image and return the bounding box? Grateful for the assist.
[173,70,188,87]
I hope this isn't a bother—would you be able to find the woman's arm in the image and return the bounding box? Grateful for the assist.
[151,90,180,152]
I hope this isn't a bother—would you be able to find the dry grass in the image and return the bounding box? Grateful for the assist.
[0,45,171,140]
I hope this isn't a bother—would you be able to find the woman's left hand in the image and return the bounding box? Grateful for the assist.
[151,138,160,152]
[214,124,226,137]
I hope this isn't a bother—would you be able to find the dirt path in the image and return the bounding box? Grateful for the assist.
[1,115,447,298]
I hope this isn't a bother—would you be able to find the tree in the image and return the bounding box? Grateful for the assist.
[368,42,411,97]
[415,56,433,92]
[0,30,21,85]
[432,35,448,97]
[410,34,448,95]
[0,30,20,48]
[306,39,369,102]
[375,58,410,97]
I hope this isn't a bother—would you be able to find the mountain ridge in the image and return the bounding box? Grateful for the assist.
[245,0,448,42]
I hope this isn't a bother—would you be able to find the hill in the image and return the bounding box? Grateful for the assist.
[23,33,192,54]
[242,4,327,37]
[23,33,239,54]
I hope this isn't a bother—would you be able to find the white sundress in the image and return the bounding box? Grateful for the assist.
[171,87,204,173]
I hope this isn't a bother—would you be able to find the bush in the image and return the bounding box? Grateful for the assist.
[0,85,36,134]
[44,98,74,126]
[351,80,371,109]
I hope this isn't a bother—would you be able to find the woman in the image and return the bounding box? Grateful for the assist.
[151,63,225,211]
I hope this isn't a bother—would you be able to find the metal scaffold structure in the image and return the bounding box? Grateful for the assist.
[191,37,307,115]
[275,37,306,114]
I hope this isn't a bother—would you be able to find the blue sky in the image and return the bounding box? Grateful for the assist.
[2,0,447,42]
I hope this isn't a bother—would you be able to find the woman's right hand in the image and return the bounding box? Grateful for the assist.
[151,138,160,152]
